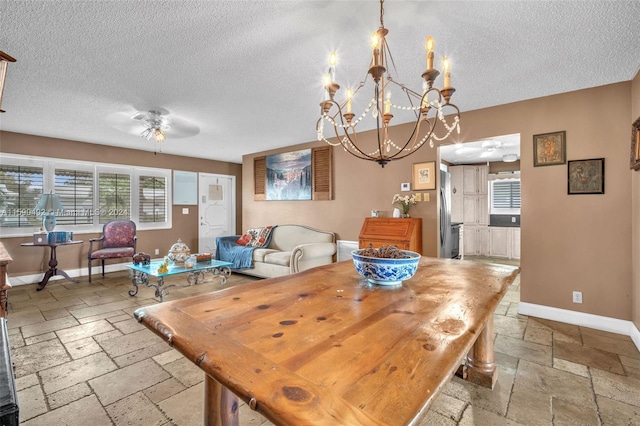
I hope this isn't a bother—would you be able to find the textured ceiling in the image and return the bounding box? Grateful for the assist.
[1,1,639,164]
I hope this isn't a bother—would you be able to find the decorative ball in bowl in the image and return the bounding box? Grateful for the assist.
[351,245,421,286]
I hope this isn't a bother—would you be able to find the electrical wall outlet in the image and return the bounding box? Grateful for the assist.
[572,291,583,304]
[512,216,516,223]
[154,248,160,256]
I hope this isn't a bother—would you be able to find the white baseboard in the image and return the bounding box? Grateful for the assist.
[519,302,640,352]
[6,261,158,287]
[631,322,640,351]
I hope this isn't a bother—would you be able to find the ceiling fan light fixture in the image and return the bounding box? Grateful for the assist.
[503,154,518,163]
[154,128,165,143]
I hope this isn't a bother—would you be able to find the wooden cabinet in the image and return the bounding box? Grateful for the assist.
[0,242,13,318]
[463,195,488,225]
[449,166,464,223]
[359,218,422,254]
[463,225,488,256]
[488,227,520,259]
[489,227,510,258]
[511,228,521,259]
[463,165,488,195]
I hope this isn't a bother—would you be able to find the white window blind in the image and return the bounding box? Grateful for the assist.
[55,168,94,225]
[0,154,172,235]
[0,164,43,229]
[98,172,131,223]
[138,175,167,224]
[490,178,521,214]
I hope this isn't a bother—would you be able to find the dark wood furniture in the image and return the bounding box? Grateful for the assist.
[0,243,13,318]
[135,258,519,425]
[359,217,423,254]
[20,240,83,291]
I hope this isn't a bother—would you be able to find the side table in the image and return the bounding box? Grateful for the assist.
[21,240,83,291]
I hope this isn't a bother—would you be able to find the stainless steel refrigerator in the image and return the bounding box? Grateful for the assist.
[440,170,452,258]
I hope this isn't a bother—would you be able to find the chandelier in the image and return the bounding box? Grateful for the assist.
[316,0,460,167]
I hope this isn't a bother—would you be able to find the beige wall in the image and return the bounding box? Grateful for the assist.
[632,70,640,331]
[0,131,242,278]
[242,82,633,321]
[242,131,442,256]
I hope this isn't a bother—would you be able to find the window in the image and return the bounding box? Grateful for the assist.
[55,167,94,226]
[0,154,172,236]
[97,170,131,223]
[489,177,521,215]
[138,174,167,224]
[0,162,44,229]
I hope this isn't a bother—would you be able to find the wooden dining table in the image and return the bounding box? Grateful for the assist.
[134,257,520,426]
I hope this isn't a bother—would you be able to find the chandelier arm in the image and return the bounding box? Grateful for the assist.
[326,100,380,161]
[385,112,426,160]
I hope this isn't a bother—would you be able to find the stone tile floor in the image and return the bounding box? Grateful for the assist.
[5,263,640,425]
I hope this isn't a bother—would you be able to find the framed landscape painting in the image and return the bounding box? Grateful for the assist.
[265,149,312,200]
[568,158,604,195]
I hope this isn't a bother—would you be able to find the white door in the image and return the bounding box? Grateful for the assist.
[198,173,236,255]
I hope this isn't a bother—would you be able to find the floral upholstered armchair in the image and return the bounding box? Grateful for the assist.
[88,219,137,282]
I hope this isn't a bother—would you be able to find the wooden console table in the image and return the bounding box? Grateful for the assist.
[20,240,82,291]
[0,243,13,318]
[135,258,519,425]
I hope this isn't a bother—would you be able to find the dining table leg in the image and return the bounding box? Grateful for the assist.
[204,374,239,426]
[464,315,498,389]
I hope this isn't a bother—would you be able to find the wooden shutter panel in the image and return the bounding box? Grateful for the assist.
[254,156,266,201]
[312,146,332,200]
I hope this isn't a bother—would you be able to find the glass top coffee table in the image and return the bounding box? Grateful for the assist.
[127,259,233,302]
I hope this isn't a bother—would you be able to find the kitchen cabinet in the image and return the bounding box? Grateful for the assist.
[463,165,488,195]
[511,228,521,259]
[450,166,464,223]
[489,227,510,258]
[463,225,488,256]
[463,195,488,225]
[488,226,520,259]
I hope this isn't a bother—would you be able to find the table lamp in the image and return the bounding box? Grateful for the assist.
[35,192,63,231]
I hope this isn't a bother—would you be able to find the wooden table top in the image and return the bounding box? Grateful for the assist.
[135,258,520,426]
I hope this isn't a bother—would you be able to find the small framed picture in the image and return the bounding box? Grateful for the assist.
[400,182,410,192]
[533,131,566,167]
[631,116,640,170]
[568,158,605,195]
[412,161,436,190]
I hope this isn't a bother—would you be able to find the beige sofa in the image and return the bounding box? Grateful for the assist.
[216,225,336,279]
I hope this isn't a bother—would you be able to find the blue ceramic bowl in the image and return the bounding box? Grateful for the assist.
[351,249,421,286]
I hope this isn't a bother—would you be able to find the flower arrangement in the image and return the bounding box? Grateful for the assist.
[392,193,418,216]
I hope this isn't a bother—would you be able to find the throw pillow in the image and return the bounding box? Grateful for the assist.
[235,233,252,246]
[246,226,274,248]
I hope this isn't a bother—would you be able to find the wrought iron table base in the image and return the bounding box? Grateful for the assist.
[128,266,232,302]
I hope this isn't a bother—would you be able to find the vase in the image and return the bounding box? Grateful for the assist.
[392,208,401,218]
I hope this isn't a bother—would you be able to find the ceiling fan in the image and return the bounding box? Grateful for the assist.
[106,107,201,153]
[131,110,170,144]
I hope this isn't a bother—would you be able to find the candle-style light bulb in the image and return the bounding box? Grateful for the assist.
[371,32,380,49]
[329,51,337,82]
[443,56,451,88]
[371,32,380,66]
[426,36,435,69]
[346,88,353,113]
[385,91,391,114]
[323,73,331,87]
